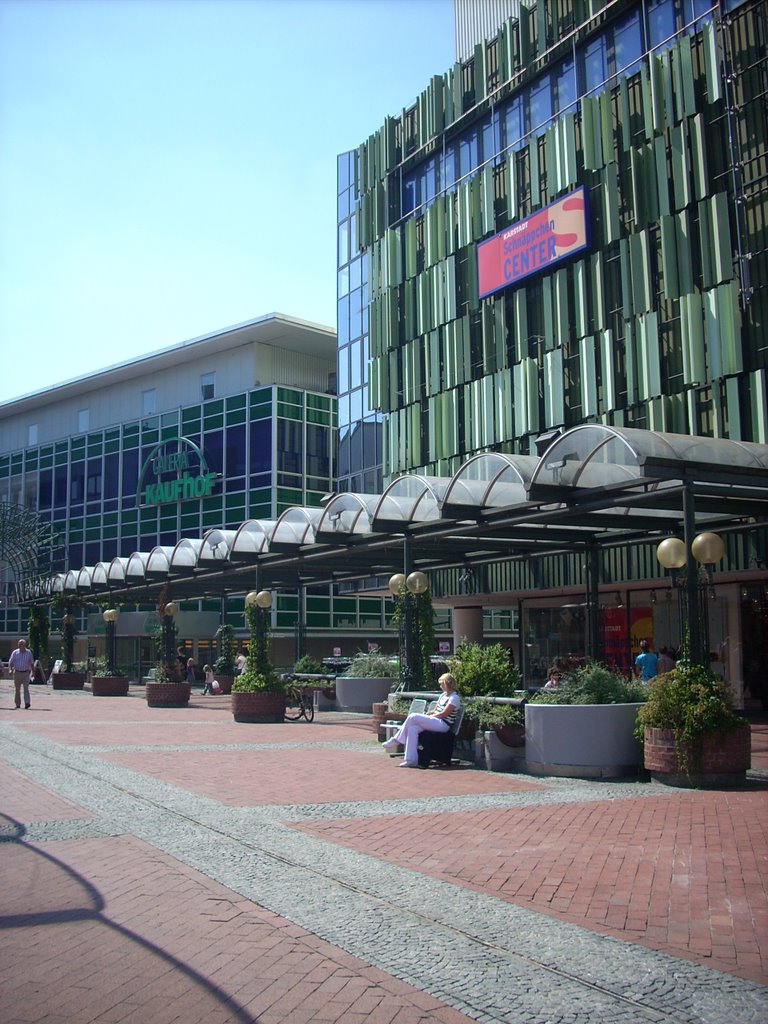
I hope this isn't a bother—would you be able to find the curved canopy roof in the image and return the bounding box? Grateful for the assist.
[18,426,768,605]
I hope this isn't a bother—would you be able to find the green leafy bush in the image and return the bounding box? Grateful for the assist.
[293,654,326,675]
[448,641,519,697]
[464,698,524,730]
[232,668,283,693]
[213,623,237,675]
[530,661,647,705]
[636,661,739,742]
[341,651,398,678]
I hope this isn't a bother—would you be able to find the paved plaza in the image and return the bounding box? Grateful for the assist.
[1,684,766,1024]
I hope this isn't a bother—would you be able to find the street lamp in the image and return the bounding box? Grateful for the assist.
[388,571,431,690]
[244,590,272,675]
[162,599,177,674]
[103,607,119,676]
[656,531,724,665]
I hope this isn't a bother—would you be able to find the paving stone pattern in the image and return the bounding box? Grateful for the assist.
[0,691,766,1024]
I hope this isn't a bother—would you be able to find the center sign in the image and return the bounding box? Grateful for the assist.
[477,186,589,299]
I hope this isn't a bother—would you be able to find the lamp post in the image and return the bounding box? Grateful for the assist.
[162,600,177,676]
[244,589,272,676]
[656,531,725,666]
[388,570,430,690]
[103,608,119,675]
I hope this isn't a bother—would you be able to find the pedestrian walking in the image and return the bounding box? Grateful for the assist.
[8,638,34,709]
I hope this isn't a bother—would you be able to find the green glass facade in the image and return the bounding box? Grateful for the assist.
[338,0,767,486]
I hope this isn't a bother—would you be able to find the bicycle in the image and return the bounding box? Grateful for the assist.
[284,680,315,722]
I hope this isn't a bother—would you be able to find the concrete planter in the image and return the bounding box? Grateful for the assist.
[231,691,286,723]
[146,681,191,707]
[643,722,751,787]
[335,676,395,713]
[525,702,644,778]
[52,672,86,690]
[91,675,129,697]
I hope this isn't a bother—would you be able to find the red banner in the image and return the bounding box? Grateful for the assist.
[477,186,589,299]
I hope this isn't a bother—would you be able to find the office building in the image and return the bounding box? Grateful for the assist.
[336,0,767,697]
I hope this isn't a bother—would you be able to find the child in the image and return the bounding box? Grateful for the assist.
[202,664,214,695]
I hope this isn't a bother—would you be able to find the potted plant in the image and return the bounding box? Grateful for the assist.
[448,641,520,740]
[525,662,648,778]
[91,606,129,696]
[637,658,750,787]
[231,591,285,723]
[50,596,86,689]
[335,650,398,712]
[145,598,191,707]
[213,622,237,694]
[464,697,526,747]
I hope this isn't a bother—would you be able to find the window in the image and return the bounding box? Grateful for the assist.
[200,372,215,401]
[78,409,89,433]
[142,389,156,415]
[27,424,38,446]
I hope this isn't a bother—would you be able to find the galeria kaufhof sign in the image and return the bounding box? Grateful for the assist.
[476,186,589,299]
[137,438,217,507]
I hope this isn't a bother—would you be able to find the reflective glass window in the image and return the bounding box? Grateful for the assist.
[482,111,501,165]
[104,453,119,499]
[647,0,676,48]
[403,174,416,215]
[441,142,458,190]
[614,12,642,76]
[86,458,102,501]
[337,150,351,192]
[277,419,302,475]
[350,387,363,423]
[39,469,52,509]
[338,424,351,476]
[422,156,438,205]
[350,340,362,389]
[337,294,350,346]
[458,125,479,179]
[528,75,552,133]
[70,462,85,503]
[249,421,272,474]
[338,220,349,266]
[226,425,246,477]
[337,189,350,220]
[204,430,223,475]
[121,449,138,497]
[349,257,362,293]
[556,58,577,113]
[582,33,608,95]
[338,344,350,395]
[503,95,524,152]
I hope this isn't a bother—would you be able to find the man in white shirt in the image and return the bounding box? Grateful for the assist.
[9,638,34,709]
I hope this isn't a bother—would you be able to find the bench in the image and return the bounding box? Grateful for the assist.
[417,705,465,768]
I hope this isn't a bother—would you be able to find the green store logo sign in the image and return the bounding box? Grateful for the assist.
[137,437,217,507]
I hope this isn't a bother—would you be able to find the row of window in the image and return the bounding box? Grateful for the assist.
[400,1,717,220]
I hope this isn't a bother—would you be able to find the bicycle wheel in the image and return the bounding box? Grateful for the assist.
[302,695,315,722]
[284,686,304,720]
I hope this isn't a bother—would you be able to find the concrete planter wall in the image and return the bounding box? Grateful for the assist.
[525,702,644,778]
[231,691,286,723]
[52,672,86,690]
[335,676,395,713]
[91,675,129,697]
[643,722,751,787]
[146,681,191,707]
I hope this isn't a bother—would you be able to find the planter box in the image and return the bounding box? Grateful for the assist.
[232,691,286,723]
[145,681,191,707]
[525,702,644,778]
[643,722,751,787]
[216,674,235,695]
[91,675,129,697]
[52,672,85,690]
[335,676,395,713]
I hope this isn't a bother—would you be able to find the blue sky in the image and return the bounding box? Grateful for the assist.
[0,0,453,403]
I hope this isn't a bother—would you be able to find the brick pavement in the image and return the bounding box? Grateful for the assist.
[1,684,766,1024]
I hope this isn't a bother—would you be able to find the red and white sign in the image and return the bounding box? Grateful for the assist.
[477,186,589,299]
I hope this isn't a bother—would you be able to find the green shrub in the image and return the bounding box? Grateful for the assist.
[448,641,519,697]
[636,661,739,740]
[213,623,237,675]
[232,668,283,693]
[530,661,647,705]
[463,698,524,730]
[293,654,326,675]
[341,651,398,678]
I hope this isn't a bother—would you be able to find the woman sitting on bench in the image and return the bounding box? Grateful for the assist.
[382,673,461,768]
